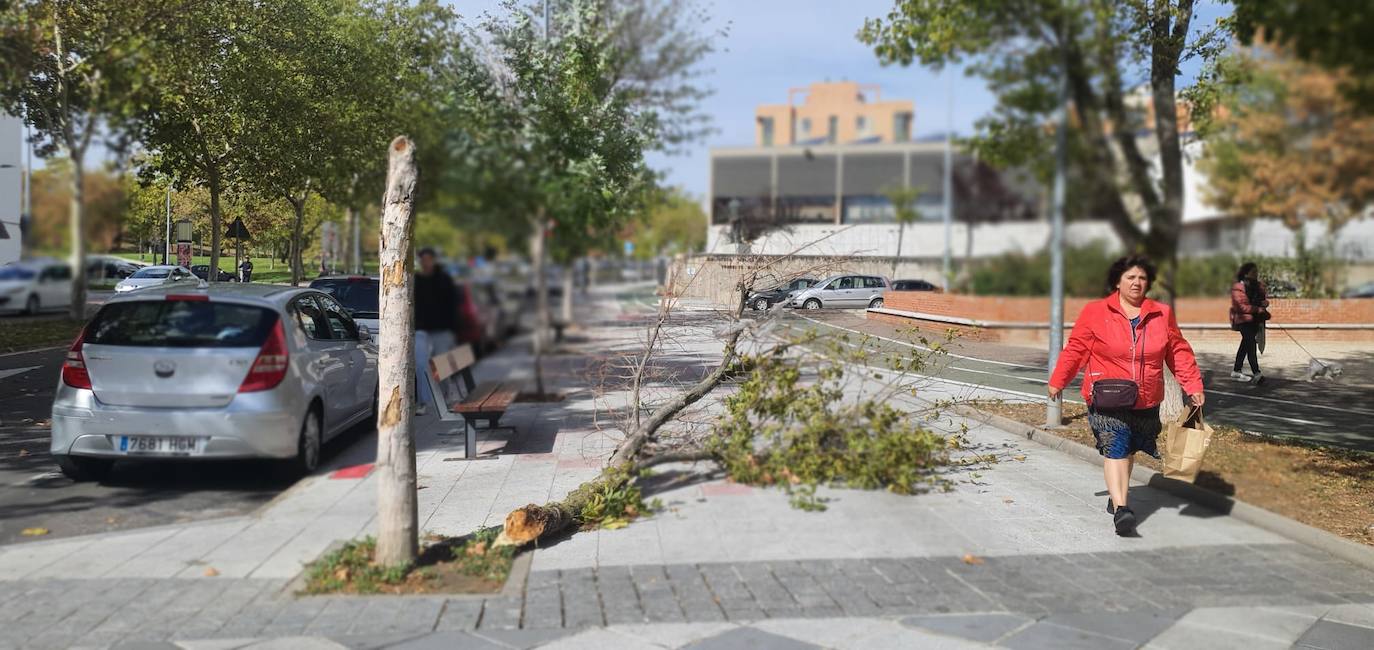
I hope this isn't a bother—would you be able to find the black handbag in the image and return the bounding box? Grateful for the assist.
[1092,379,1139,410]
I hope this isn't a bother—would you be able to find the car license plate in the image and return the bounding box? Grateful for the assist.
[118,436,206,456]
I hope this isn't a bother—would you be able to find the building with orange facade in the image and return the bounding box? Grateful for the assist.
[753,81,914,147]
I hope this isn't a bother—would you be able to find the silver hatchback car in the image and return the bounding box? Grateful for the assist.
[790,274,890,310]
[50,283,379,481]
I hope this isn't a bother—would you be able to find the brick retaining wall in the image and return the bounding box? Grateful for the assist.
[875,291,1374,344]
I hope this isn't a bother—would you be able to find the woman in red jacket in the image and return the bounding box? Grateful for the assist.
[1229,262,1269,384]
[1048,255,1205,536]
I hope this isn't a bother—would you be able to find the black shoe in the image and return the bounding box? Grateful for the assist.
[1107,498,1115,514]
[1113,507,1137,536]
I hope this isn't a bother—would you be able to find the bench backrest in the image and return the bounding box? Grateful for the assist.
[430,344,477,393]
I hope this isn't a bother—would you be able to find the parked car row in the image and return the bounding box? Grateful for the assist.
[309,274,525,357]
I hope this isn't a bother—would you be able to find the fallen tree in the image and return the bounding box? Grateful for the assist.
[494,244,958,547]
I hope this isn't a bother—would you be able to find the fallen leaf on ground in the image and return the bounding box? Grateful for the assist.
[1003,498,1014,504]
[602,519,628,530]
[1013,455,1027,462]
[17,449,29,457]
[203,567,220,577]
[20,528,49,536]
[961,553,984,565]
[105,517,118,524]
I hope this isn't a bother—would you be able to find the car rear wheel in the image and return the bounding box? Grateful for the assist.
[752,297,770,311]
[282,408,322,478]
[24,294,38,315]
[804,298,822,310]
[869,298,884,309]
[55,455,113,482]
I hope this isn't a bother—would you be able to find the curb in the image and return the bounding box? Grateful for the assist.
[951,403,1374,571]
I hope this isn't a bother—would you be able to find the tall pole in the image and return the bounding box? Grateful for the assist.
[21,121,32,259]
[941,68,954,290]
[163,183,171,265]
[1046,41,1071,428]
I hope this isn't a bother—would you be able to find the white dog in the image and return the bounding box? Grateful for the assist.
[1304,358,1344,382]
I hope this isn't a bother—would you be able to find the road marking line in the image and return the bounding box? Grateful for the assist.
[1205,388,1374,417]
[0,365,42,381]
[0,346,65,358]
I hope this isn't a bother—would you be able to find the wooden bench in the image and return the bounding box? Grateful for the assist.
[426,344,518,459]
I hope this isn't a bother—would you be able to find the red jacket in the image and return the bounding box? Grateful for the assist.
[1229,280,1269,327]
[1050,293,1204,409]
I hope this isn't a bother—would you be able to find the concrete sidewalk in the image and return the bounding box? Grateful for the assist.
[1,286,1373,649]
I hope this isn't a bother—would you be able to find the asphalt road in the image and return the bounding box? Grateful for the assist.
[780,310,1374,454]
[0,346,374,545]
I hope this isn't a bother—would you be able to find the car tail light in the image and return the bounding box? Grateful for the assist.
[61,329,92,389]
[238,319,289,393]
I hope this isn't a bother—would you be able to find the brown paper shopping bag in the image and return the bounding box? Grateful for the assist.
[1163,407,1214,483]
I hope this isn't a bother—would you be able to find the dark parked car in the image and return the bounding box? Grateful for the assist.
[191,264,236,282]
[890,279,942,292]
[748,277,818,311]
[1343,281,1374,299]
[309,276,381,335]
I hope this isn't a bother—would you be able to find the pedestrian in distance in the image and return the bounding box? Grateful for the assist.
[1229,262,1269,384]
[413,247,462,417]
[1048,255,1205,536]
[239,258,253,283]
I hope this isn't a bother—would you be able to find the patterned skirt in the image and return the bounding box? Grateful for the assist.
[1087,405,1162,460]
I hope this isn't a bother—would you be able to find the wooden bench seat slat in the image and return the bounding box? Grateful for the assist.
[477,385,518,412]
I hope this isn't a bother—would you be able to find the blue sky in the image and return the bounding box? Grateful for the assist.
[449,0,1231,201]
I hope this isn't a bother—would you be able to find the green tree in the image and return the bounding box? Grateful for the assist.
[456,0,658,394]
[0,0,186,316]
[1232,0,1374,108]
[627,188,707,259]
[859,0,1230,301]
[883,186,923,278]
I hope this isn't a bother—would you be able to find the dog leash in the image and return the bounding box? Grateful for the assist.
[1271,323,1324,366]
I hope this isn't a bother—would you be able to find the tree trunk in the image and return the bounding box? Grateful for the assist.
[529,213,549,396]
[561,265,574,324]
[289,193,306,286]
[348,203,361,274]
[891,222,905,279]
[375,136,419,568]
[208,166,223,284]
[67,152,87,321]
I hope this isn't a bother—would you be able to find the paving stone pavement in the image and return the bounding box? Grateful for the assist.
[3,543,1374,648]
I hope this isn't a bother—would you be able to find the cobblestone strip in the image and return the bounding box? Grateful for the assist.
[6,542,1374,648]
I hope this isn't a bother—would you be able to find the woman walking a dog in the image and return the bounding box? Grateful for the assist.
[1229,262,1270,384]
[1048,255,1205,536]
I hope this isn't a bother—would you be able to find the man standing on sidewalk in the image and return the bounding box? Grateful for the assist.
[413,247,460,416]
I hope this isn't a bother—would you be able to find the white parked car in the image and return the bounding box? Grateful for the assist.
[0,260,73,315]
[50,283,379,480]
[790,274,890,310]
[114,265,197,293]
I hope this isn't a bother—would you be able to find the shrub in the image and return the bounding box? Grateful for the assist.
[710,351,949,509]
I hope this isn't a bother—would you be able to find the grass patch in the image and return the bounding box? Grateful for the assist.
[301,529,517,596]
[973,400,1374,547]
[108,253,380,285]
[0,318,84,353]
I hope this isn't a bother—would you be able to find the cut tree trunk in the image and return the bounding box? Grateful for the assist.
[375,136,420,568]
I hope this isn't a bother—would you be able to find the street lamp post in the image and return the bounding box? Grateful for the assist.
[1046,33,1072,429]
[942,68,954,291]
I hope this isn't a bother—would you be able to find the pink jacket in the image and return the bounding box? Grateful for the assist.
[1229,280,1269,327]
[1050,293,1204,409]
